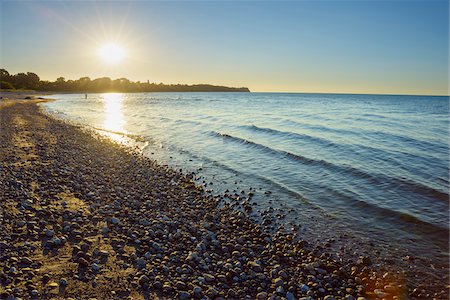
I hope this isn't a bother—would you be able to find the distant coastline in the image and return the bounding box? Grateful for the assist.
[0,69,250,93]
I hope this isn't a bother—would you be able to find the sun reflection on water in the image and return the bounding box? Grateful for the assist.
[102,93,126,143]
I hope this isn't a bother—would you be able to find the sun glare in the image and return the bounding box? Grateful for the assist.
[99,43,125,64]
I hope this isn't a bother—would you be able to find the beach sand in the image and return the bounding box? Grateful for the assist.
[0,101,415,299]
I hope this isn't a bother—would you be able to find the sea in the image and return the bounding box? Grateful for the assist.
[42,92,449,287]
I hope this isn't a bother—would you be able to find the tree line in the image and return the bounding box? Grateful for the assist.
[0,69,250,93]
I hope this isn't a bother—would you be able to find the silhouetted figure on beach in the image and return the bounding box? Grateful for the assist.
[85,94,87,99]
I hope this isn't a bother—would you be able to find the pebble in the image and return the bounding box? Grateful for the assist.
[136,258,146,270]
[276,285,285,295]
[374,289,388,298]
[92,263,100,272]
[274,277,284,287]
[0,104,424,300]
[179,291,191,299]
[48,282,58,289]
[300,284,310,293]
[285,292,295,300]
[138,275,149,286]
[45,229,55,237]
[203,273,215,282]
[59,278,68,286]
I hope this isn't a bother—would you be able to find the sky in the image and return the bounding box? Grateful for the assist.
[1,0,448,95]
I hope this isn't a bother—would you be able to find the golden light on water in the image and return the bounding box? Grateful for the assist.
[102,93,126,142]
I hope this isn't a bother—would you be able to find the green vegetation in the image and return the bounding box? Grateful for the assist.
[0,69,250,93]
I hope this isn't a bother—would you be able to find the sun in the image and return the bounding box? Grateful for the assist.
[98,43,125,64]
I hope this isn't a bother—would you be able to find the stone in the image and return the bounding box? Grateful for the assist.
[48,282,58,289]
[153,281,163,289]
[138,275,149,286]
[358,256,371,266]
[276,285,285,295]
[193,286,202,298]
[45,229,55,237]
[179,291,191,300]
[42,274,50,283]
[274,277,284,287]
[286,292,295,300]
[256,292,268,300]
[374,289,388,298]
[59,278,68,286]
[92,263,100,272]
[176,281,187,290]
[78,257,89,267]
[136,258,146,270]
[20,257,33,265]
[203,273,215,282]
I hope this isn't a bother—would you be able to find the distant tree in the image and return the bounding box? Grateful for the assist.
[1,81,14,89]
[0,68,250,93]
[26,72,40,89]
[0,69,10,80]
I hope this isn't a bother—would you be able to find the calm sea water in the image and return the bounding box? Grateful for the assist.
[43,92,449,279]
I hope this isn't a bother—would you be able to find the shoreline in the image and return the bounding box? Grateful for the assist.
[0,101,444,299]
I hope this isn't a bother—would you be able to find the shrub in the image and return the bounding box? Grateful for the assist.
[0,81,14,90]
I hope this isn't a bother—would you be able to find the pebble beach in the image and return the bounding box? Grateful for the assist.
[0,99,444,299]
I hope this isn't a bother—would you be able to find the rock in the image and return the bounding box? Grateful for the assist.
[374,289,388,298]
[344,295,356,300]
[153,281,163,289]
[136,258,146,270]
[324,296,336,300]
[357,256,371,266]
[300,284,310,293]
[316,268,327,275]
[138,275,149,286]
[59,278,68,286]
[256,292,268,300]
[111,217,120,225]
[45,229,55,237]
[48,282,58,289]
[286,292,295,300]
[0,241,8,249]
[193,286,202,298]
[274,277,284,287]
[203,273,215,282]
[276,285,285,295]
[78,257,89,267]
[247,261,262,272]
[52,237,62,246]
[176,281,187,290]
[207,287,219,297]
[20,257,33,265]
[42,274,50,283]
[179,291,191,300]
[92,263,100,272]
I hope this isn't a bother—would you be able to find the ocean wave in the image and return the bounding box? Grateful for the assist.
[212,131,449,202]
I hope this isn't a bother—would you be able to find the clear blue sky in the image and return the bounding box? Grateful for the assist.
[1,0,448,95]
